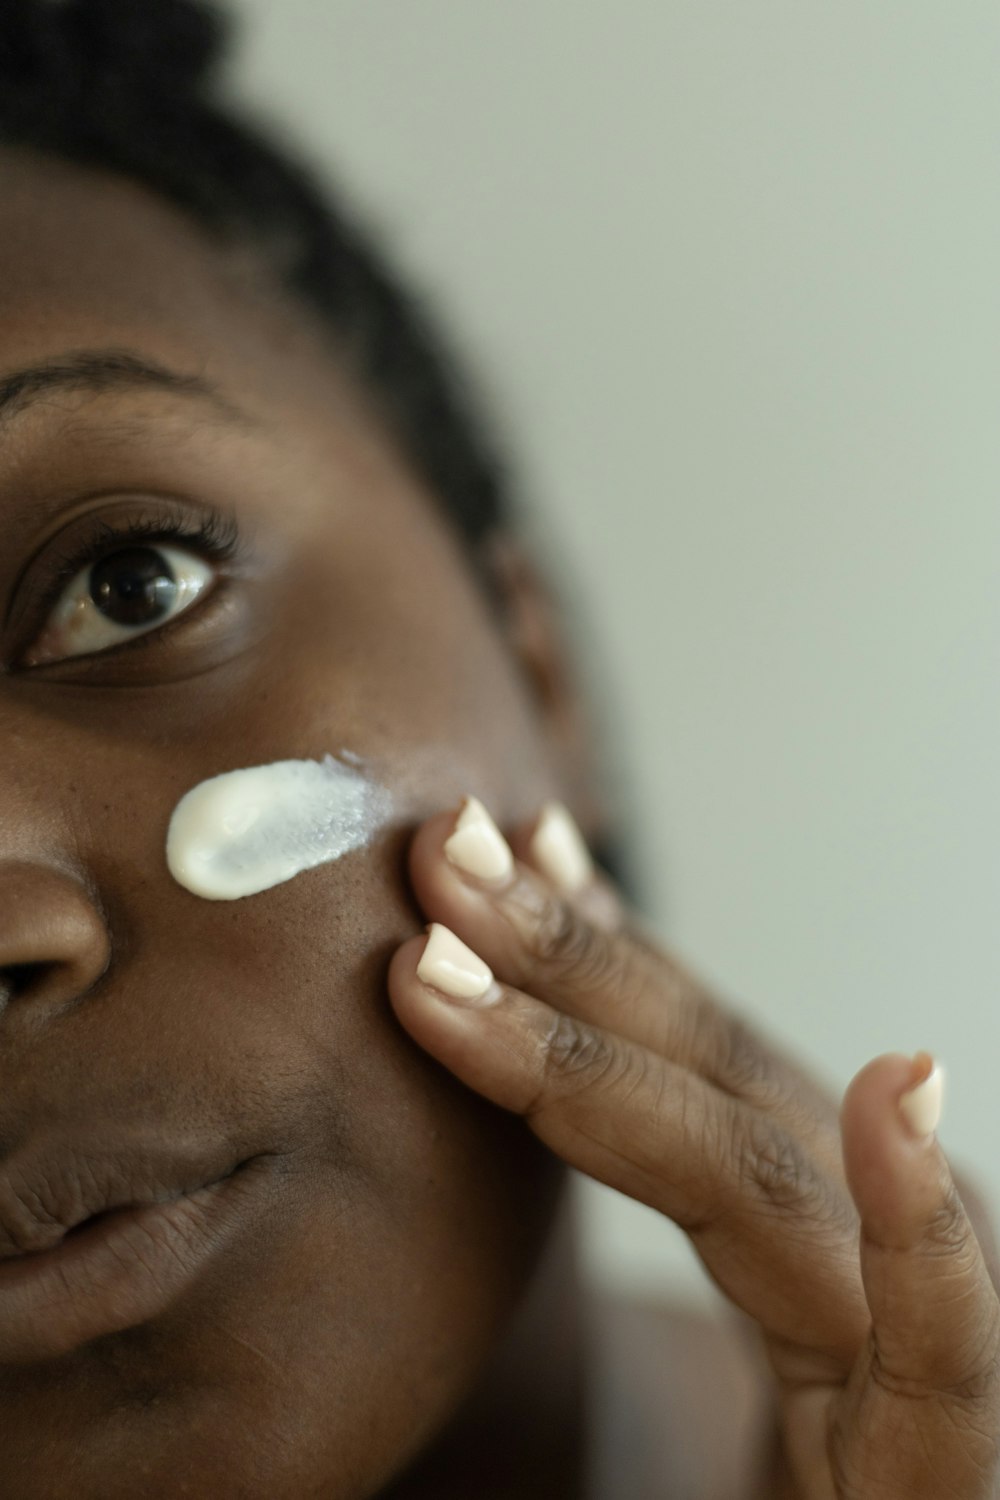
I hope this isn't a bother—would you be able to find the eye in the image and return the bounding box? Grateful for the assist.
[25,543,215,667]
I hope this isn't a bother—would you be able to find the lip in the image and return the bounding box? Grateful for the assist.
[0,1137,255,1258]
[0,1159,268,1365]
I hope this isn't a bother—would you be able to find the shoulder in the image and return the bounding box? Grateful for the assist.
[583,1290,776,1500]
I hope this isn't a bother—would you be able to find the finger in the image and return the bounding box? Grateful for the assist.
[409,797,841,1140]
[388,924,869,1364]
[954,1165,1000,1300]
[837,1053,1000,1498]
[507,800,625,933]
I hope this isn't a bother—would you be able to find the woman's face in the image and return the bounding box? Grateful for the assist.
[0,149,571,1498]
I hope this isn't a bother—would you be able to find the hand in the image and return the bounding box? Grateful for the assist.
[388,797,1000,1499]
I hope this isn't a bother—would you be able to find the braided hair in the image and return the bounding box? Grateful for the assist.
[0,0,508,552]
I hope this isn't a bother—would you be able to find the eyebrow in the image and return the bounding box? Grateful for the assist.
[0,348,255,429]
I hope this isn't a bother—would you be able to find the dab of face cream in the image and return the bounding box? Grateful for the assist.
[166,755,391,900]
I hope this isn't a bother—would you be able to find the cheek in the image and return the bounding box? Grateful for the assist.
[53,813,561,1495]
[273,502,562,825]
[19,512,567,1486]
[164,795,552,1228]
[72,507,562,1279]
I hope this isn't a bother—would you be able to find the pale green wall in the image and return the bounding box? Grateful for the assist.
[229,1,1000,1305]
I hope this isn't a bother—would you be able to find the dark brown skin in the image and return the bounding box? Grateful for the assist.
[2,144,999,1499]
[0,146,590,1499]
[391,818,1000,1498]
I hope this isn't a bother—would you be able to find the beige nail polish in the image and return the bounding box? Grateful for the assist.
[530,801,593,893]
[444,796,514,884]
[899,1054,945,1138]
[416,923,496,1003]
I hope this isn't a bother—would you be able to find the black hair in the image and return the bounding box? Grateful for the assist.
[0,0,508,554]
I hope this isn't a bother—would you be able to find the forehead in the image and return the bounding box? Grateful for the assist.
[0,143,475,633]
[0,146,340,414]
[0,145,438,548]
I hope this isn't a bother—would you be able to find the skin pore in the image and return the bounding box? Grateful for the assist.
[0,145,600,1498]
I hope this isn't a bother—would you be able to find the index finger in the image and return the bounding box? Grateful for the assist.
[387,922,869,1365]
[409,797,839,1132]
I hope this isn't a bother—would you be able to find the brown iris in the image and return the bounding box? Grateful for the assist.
[89,547,178,627]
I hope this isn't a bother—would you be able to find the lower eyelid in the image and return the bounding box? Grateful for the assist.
[20,552,226,669]
[5,499,244,651]
[13,577,252,685]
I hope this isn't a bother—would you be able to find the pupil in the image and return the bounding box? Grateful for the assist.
[89,547,177,626]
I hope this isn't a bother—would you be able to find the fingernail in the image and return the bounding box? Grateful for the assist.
[899,1052,945,1138]
[416,923,498,1005]
[444,796,515,885]
[530,801,594,893]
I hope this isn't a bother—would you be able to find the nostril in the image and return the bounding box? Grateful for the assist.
[0,964,52,1005]
[0,862,112,1020]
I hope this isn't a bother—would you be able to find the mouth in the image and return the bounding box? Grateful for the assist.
[0,1154,275,1366]
[0,1137,258,1261]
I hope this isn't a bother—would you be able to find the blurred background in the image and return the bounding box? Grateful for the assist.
[228,1,1000,1308]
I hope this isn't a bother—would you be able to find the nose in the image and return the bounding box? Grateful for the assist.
[0,862,111,1023]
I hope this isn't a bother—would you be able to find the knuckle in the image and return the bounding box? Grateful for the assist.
[870,1334,1000,1413]
[529,895,620,994]
[712,1011,836,1133]
[924,1184,979,1262]
[531,1011,627,1112]
[713,1013,781,1101]
[542,1010,614,1082]
[863,1254,1000,1426]
[738,1114,826,1220]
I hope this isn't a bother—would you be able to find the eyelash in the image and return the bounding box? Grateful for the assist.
[32,504,242,637]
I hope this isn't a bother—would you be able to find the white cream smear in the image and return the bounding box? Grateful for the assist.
[166,754,391,900]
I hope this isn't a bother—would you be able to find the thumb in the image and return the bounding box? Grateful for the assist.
[837,1052,1000,1499]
